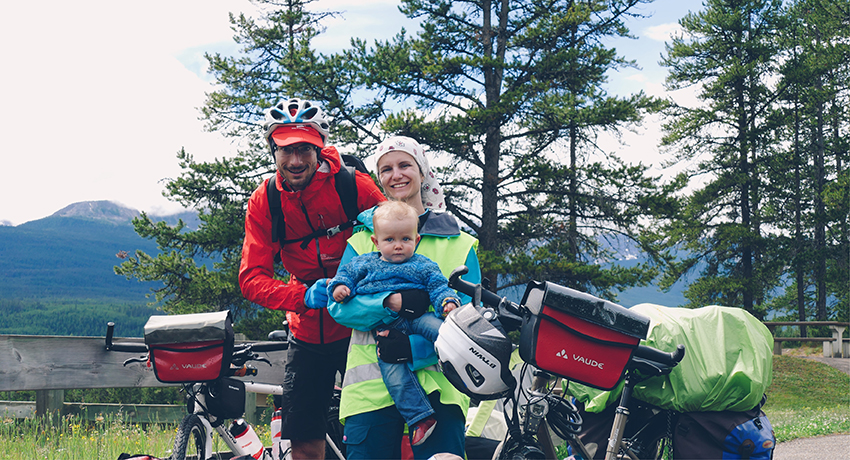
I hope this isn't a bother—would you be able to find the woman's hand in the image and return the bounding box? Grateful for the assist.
[375,329,412,363]
[383,293,402,312]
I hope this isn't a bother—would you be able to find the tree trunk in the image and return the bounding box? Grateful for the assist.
[793,99,807,336]
[735,61,754,314]
[479,0,503,286]
[814,101,827,321]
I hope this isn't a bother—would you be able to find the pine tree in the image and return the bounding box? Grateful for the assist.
[117,0,682,334]
[767,0,850,323]
[348,0,677,297]
[659,0,787,317]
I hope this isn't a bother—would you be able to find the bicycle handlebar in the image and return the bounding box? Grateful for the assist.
[448,266,524,317]
[105,323,289,356]
[105,322,148,353]
[635,343,686,367]
[240,341,289,353]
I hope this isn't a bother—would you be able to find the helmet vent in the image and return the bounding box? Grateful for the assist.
[270,108,286,120]
[301,107,319,121]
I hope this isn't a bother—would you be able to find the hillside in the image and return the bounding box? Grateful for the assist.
[0,200,686,336]
[0,201,200,300]
[0,201,199,336]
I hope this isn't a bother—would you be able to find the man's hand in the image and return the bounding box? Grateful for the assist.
[304,279,330,309]
[375,329,412,363]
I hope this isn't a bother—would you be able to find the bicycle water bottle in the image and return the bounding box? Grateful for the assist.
[230,418,266,459]
[271,407,283,460]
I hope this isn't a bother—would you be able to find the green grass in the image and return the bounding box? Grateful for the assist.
[0,415,175,460]
[762,354,850,442]
[1,354,847,459]
[0,413,275,460]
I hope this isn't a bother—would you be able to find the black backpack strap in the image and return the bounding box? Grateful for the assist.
[284,164,360,250]
[335,162,360,223]
[267,176,286,243]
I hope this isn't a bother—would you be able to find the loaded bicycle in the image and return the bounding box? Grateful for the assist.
[437,266,775,460]
[105,311,345,460]
[436,266,686,460]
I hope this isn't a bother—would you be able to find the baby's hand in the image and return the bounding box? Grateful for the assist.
[333,285,350,302]
[442,301,459,316]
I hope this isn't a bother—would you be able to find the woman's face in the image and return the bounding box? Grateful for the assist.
[377,151,423,205]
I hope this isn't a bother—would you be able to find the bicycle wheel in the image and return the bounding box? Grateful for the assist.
[172,414,209,460]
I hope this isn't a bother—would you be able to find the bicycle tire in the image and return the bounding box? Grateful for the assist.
[172,413,209,460]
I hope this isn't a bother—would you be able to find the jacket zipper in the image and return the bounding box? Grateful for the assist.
[300,201,326,344]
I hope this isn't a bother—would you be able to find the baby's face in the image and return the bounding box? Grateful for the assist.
[373,218,419,264]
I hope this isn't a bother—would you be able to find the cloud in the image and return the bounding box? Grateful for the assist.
[644,23,685,42]
[0,0,254,225]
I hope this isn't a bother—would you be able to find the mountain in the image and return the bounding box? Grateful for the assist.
[51,201,142,224]
[0,201,197,300]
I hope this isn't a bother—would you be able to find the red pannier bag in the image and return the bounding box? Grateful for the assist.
[143,311,234,383]
[518,281,649,390]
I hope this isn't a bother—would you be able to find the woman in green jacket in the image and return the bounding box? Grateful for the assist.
[307,135,481,459]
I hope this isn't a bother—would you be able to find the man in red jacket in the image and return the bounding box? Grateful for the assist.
[239,98,385,459]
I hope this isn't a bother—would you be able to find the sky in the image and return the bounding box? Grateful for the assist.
[0,0,702,226]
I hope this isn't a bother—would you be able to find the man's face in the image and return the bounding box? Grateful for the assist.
[274,142,319,191]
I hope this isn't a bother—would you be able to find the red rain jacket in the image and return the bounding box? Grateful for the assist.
[239,146,385,344]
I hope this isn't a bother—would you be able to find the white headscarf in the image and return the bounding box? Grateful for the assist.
[372,136,446,211]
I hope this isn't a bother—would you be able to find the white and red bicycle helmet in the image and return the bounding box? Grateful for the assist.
[435,304,516,400]
[262,98,331,155]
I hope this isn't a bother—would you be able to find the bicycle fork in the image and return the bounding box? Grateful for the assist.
[605,378,634,460]
[193,388,271,460]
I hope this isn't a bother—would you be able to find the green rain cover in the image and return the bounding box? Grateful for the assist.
[567,304,773,413]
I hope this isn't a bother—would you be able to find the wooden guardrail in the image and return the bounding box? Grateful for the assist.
[762,322,849,357]
[3,320,847,422]
[0,334,287,424]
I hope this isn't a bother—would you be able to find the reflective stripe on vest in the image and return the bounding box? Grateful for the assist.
[466,399,498,438]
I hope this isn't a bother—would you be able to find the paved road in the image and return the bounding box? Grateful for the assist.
[774,434,850,459]
[773,357,849,460]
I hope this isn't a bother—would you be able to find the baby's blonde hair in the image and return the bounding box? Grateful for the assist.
[372,200,419,235]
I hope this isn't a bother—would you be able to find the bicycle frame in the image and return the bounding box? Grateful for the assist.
[182,381,280,459]
[500,350,677,460]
